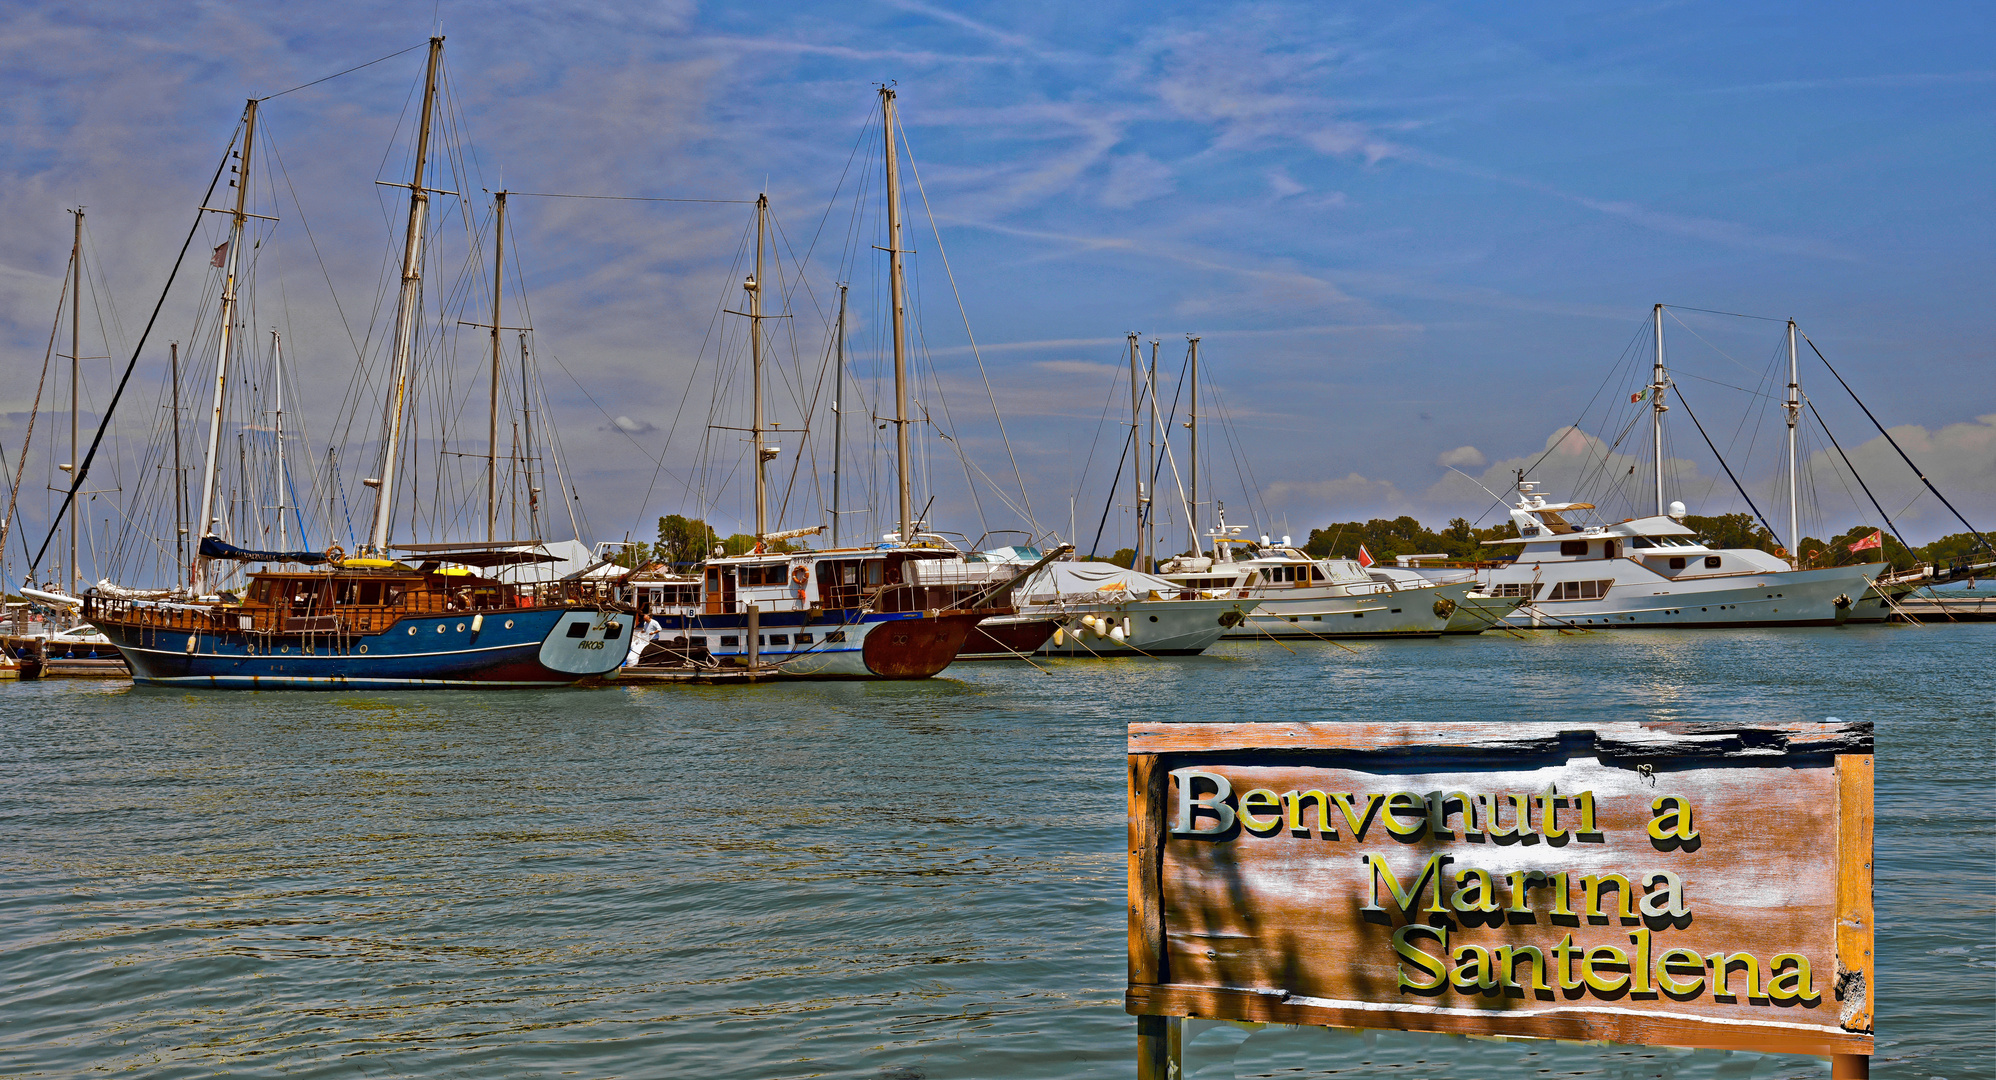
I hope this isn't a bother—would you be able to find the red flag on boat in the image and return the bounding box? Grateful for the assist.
[1848,530,1883,553]
[210,241,229,268]
[1631,391,1645,403]
[1357,544,1375,568]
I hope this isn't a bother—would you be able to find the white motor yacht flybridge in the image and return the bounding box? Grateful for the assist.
[1156,513,1524,638]
[1409,481,1880,629]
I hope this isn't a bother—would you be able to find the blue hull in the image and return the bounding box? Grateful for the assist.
[95,608,630,690]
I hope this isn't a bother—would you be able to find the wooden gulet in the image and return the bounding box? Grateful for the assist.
[83,36,629,689]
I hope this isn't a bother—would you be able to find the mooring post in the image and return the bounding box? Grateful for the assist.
[1136,1014,1180,1080]
[747,604,760,671]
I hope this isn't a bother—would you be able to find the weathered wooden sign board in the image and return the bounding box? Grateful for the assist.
[1127,722,1873,1070]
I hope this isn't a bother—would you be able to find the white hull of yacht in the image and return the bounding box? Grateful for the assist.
[1223,582,1488,639]
[1032,597,1251,657]
[1492,563,1877,629]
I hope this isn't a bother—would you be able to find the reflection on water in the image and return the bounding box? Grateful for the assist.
[0,624,1987,1079]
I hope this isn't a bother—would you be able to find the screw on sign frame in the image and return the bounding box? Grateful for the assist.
[1126,721,1873,1079]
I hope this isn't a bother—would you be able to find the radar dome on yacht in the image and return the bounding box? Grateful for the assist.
[1281,535,1291,547]
[1668,500,1686,520]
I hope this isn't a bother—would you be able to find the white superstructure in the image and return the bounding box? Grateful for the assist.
[1409,481,1882,629]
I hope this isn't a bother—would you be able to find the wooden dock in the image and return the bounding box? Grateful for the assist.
[1892,595,1996,623]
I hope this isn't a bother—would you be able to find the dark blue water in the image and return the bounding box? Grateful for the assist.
[1,623,1988,1079]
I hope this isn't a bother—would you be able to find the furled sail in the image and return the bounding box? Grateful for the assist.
[198,536,328,564]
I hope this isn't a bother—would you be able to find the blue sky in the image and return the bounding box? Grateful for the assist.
[2,0,1990,576]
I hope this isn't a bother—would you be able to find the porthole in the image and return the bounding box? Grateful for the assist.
[1148,615,1159,622]
[437,625,447,634]
[358,645,368,654]
[504,619,515,629]
[455,623,465,632]
[408,626,417,636]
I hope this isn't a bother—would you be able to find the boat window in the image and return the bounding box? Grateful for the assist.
[690,637,707,647]
[826,631,847,643]
[770,634,789,645]
[1705,556,1722,568]
[1490,582,1540,598]
[566,622,589,638]
[1560,540,1590,557]
[250,579,273,603]
[1630,536,1656,549]
[1669,557,1686,570]
[739,563,788,587]
[604,622,623,640]
[1546,579,1613,600]
[384,583,406,606]
[719,635,739,647]
[795,633,813,644]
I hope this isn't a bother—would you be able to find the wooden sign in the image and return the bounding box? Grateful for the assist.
[1127,722,1873,1065]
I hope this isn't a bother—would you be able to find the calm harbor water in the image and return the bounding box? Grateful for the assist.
[1,621,1989,1079]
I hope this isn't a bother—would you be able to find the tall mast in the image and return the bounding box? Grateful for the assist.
[1187,335,1200,552]
[272,330,289,550]
[169,341,186,583]
[68,208,81,595]
[1148,337,1159,569]
[1651,302,1667,517]
[520,331,539,542]
[1786,318,1800,559]
[366,35,444,555]
[192,100,256,594]
[881,87,913,542]
[750,193,768,538]
[1126,332,1144,570]
[832,282,847,548]
[487,190,506,542]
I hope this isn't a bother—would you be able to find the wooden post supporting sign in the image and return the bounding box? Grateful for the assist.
[1128,722,1874,1075]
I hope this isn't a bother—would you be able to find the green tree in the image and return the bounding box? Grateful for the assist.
[653,514,713,566]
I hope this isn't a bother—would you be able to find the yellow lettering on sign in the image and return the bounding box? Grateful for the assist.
[1766,954,1816,1001]
[1485,792,1534,839]
[1449,867,1500,913]
[1451,943,1496,991]
[1581,873,1637,922]
[1362,853,1452,914]
[1383,791,1428,837]
[1427,790,1482,839]
[1649,794,1700,841]
[1282,790,1335,836]
[1708,951,1764,999]
[1392,924,1448,990]
[1582,943,1629,993]
[1331,792,1383,839]
[1496,944,1550,992]
[1656,947,1706,996]
[1238,788,1283,834]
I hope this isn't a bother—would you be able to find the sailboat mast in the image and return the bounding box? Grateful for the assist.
[1126,332,1144,571]
[1786,319,1800,559]
[1187,335,1200,553]
[169,341,186,581]
[1147,337,1159,570]
[881,87,913,543]
[750,193,768,538]
[520,331,539,542]
[487,190,506,543]
[1651,302,1667,517]
[68,207,81,596]
[832,282,847,548]
[272,330,288,550]
[192,100,256,594]
[366,34,444,555]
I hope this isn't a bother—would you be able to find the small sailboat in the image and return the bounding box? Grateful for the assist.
[83,38,628,688]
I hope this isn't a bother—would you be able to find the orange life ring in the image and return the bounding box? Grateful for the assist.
[790,566,809,586]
